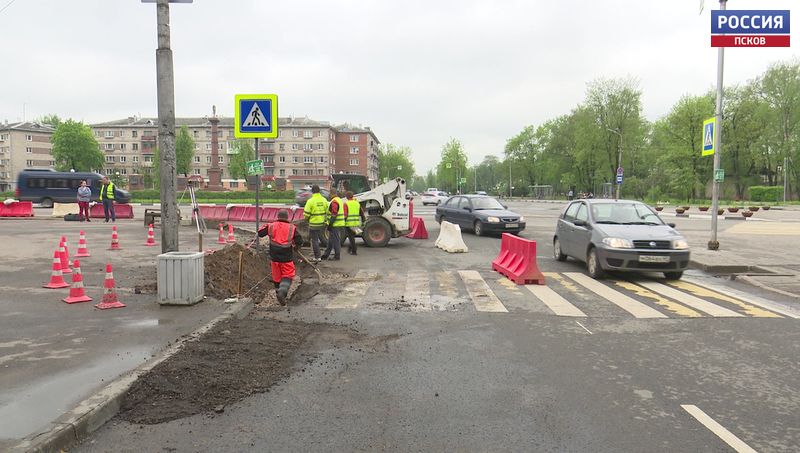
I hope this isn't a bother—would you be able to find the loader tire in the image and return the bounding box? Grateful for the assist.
[362,217,392,248]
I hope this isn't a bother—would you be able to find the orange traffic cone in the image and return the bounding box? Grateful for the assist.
[75,230,90,257]
[144,224,157,246]
[109,225,121,250]
[95,263,125,310]
[61,236,73,268]
[217,223,226,244]
[58,240,72,274]
[44,250,70,289]
[63,260,92,304]
[227,224,235,243]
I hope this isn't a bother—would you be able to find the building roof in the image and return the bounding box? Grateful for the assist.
[334,123,380,144]
[91,116,332,128]
[0,121,55,133]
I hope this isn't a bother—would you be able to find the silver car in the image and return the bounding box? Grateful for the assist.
[553,199,690,280]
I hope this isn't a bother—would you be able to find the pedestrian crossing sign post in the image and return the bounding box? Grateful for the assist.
[234,94,278,139]
[702,117,715,156]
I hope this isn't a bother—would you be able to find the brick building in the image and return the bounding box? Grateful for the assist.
[0,121,55,191]
[333,124,380,185]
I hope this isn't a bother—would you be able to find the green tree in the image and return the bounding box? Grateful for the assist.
[175,125,195,176]
[50,119,103,172]
[227,140,255,179]
[37,114,62,129]
[378,144,415,182]
[436,138,468,193]
[758,59,800,194]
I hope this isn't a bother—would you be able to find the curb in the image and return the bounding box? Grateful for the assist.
[734,275,800,300]
[11,298,255,453]
[690,259,800,300]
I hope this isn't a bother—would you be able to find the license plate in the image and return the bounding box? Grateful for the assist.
[639,255,670,263]
[505,223,518,228]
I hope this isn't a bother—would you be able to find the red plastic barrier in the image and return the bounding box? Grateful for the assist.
[0,201,34,217]
[261,207,279,222]
[196,205,215,220]
[214,206,228,222]
[492,233,545,285]
[405,217,428,239]
[228,205,248,222]
[89,203,134,219]
[292,207,305,221]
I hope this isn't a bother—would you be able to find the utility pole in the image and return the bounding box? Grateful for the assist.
[508,158,512,198]
[145,0,192,252]
[708,0,726,251]
[785,156,789,204]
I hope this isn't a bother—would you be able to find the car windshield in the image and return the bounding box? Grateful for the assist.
[471,197,504,210]
[591,203,663,225]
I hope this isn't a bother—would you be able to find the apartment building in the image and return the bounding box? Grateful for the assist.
[0,121,55,191]
[91,115,378,190]
[334,124,380,185]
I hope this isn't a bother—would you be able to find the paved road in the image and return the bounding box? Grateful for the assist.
[73,201,800,452]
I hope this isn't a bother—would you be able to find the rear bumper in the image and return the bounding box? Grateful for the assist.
[597,247,690,272]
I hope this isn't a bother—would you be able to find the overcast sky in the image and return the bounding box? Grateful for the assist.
[1,0,797,173]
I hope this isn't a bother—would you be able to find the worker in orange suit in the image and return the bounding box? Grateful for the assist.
[258,209,303,304]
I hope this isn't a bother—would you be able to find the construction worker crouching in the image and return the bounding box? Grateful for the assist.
[303,184,328,263]
[321,188,345,261]
[343,191,365,255]
[258,209,303,304]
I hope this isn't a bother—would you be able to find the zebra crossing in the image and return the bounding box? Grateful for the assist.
[316,269,794,320]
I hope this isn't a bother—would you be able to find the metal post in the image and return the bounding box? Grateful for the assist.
[155,0,178,252]
[709,0,726,250]
[784,157,789,204]
[509,159,512,198]
[615,141,622,200]
[254,137,260,245]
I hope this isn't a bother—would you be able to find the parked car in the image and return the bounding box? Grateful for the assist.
[435,195,525,236]
[295,188,331,207]
[553,199,690,280]
[421,191,450,206]
[16,169,131,207]
[474,191,488,196]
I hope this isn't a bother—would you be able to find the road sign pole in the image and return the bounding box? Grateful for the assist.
[254,137,260,247]
[709,0,726,251]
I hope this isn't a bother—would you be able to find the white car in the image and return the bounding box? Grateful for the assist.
[421,191,450,206]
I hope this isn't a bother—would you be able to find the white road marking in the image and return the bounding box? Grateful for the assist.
[525,284,587,317]
[565,273,667,319]
[575,321,593,335]
[326,270,377,309]
[636,281,743,317]
[457,270,508,313]
[404,271,432,312]
[681,405,758,453]
[682,276,800,319]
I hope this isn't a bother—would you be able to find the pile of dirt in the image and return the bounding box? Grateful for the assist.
[119,316,317,424]
[204,243,273,300]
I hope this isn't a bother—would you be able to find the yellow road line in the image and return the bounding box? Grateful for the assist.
[496,277,522,292]
[436,271,459,299]
[458,270,508,313]
[565,273,667,319]
[668,280,782,318]
[613,281,702,318]
[544,272,584,297]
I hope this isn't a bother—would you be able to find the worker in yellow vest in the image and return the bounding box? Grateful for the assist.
[343,191,365,255]
[303,185,328,262]
[321,188,345,261]
[99,176,116,222]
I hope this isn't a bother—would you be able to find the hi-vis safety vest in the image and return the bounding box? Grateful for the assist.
[267,221,296,251]
[344,198,362,227]
[304,193,328,228]
[329,196,346,228]
[100,181,115,200]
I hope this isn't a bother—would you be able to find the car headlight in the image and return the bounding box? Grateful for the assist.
[673,239,690,250]
[487,216,501,223]
[602,237,634,248]
[518,216,525,222]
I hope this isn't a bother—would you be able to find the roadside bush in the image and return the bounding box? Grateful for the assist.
[748,186,782,202]
[0,191,13,199]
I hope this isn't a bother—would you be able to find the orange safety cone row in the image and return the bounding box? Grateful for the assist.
[217,223,226,244]
[44,250,70,289]
[227,224,235,243]
[109,225,121,250]
[58,240,72,274]
[144,224,157,246]
[95,263,125,310]
[75,230,90,257]
[63,260,92,304]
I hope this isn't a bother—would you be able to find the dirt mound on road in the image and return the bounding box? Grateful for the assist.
[204,243,272,300]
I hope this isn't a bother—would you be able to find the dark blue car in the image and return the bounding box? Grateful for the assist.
[16,169,131,207]
[435,195,526,236]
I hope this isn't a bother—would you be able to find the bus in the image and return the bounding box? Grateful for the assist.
[15,169,131,207]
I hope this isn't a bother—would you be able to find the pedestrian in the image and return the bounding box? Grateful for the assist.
[321,188,344,261]
[77,180,92,222]
[99,176,116,222]
[567,189,574,201]
[258,209,303,305]
[343,191,365,255]
[303,184,328,262]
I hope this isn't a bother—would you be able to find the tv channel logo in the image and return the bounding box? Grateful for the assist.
[711,10,790,47]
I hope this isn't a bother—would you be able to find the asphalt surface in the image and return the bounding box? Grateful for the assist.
[67,201,800,452]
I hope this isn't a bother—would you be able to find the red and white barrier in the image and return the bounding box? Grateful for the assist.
[492,233,545,285]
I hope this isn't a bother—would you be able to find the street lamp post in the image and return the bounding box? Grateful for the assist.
[709,0,727,251]
[607,128,623,200]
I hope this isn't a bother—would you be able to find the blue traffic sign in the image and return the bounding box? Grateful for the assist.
[234,94,278,139]
[616,175,623,184]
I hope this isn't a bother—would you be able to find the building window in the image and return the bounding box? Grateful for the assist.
[304,156,313,163]
[104,143,115,150]
[350,159,359,166]
[292,169,298,175]
[120,156,126,163]
[119,130,124,138]
[218,156,224,163]
[144,155,153,163]
[317,130,324,137]
[132,156,139,163]
[119,168,127,175]
[291,144,299,150]
[279,156,285,162]
[26,160,33,166]
[304,169,313,175]
[205,143,211,150]
[104,131,114,138]
[132,143,139,151]
[279,169,285,176]
[317,169,324,175]
[26,147,32,153]
[279,144,285,151]
[317,143,325,150]
[193,169,201,175]
[304,130,312,138]
[193,130,199,138]
[26,134,33,141]
[132,130,138,138]
[292,157,299,163]
[292,130,299,138]
[303,143,312,151]
[318,156,325,163]
[120,144,126,150]
[206,130,212,137]
[194,156,201,163]
[350,135,358,142]
[106,156,115,163]
[206,156,212,163]
[279,130,284,137]
[350,147,360,154]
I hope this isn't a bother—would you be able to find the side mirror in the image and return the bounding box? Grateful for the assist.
[463,206,472,212]
[668,223,676,228]
[573,219,587,227]
[502,204,508,209]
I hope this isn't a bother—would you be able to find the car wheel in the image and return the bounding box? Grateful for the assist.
[436,200,441,205]
[473,220,484,236]
[553,238,567,261]
[437,216,443,224]
[586,247,605,279]
[664,271,683,280]
[40,197,54,208]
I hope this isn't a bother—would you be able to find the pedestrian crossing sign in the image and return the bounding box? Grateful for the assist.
[234,94,278,139]
[702,117,715,156]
